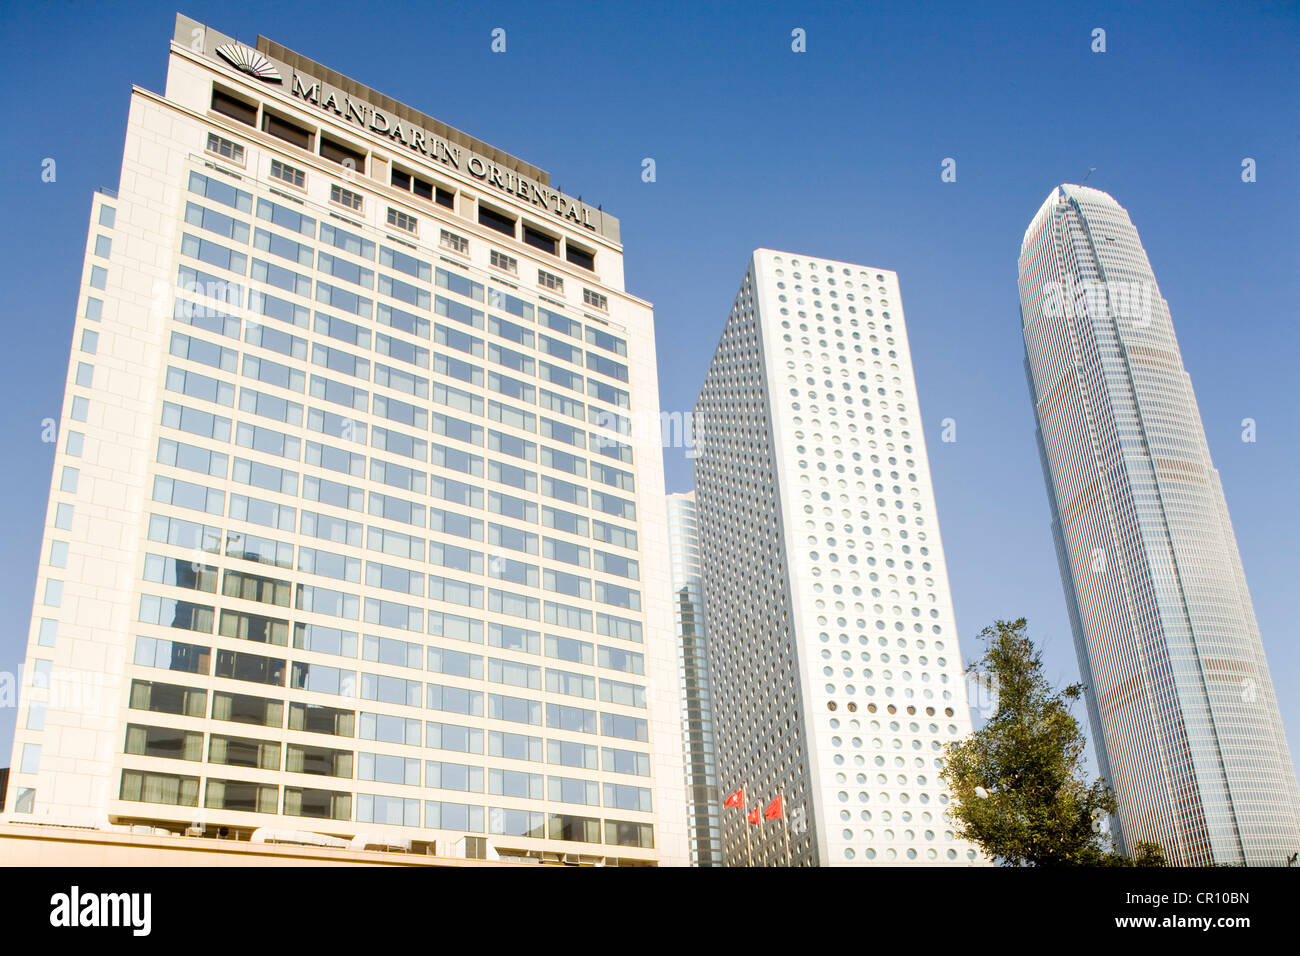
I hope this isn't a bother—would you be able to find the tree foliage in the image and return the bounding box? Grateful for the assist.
[1131,842,1167,867]
[941,618,1156,866]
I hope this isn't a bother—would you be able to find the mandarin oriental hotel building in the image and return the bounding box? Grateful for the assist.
[4,14,688,865]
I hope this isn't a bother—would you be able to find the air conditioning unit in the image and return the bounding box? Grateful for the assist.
[128,824,173,837]
[451,835,499,860]
[250,828,349,849]
[349,832,412,853]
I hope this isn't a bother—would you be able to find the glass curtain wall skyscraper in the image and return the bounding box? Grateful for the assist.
[666,491,722,865]
[693,249,983,866]
[1019,183,1300,866]
[4,14,688,865]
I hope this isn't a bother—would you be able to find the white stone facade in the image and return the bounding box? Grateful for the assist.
[5,14,687,866]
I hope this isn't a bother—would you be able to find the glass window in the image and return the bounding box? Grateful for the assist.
[285,743,354,777]
[425,800,483,833]
[545,702,597,735]
[548,813,600,843]
[287,701,353,736]
[360,711,421,745]
[426,760,484,792]
[428,646,483,679]
[206,778,278,813]
[547,739,598,769]
[427,721,484,754]
[207,733,280,770]
[490,807,545,838]
[603,783,653,812]
[120,769,199,807]
[488,624,539,655]
[488,658,541,690]
[215,691,285,729]
[548,776,599,806]
[601,747,651,776]
[359,751,421,786]
[284,787,351,820]
[488,693,542,725]
[605,820,654,849]
[427,683,484,716]
[600,712,648,741]
[488,730,543,762]
[488,768,542,799]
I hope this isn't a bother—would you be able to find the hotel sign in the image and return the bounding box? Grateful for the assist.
[177,12,617,240]
[289,73,601,234]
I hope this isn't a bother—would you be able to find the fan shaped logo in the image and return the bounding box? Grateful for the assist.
[215,43,282,83]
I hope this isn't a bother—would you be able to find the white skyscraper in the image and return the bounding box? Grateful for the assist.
[693,249,982,866]
[666,491,722,865]
[4,14,688,866]
[1020,184,1300,865]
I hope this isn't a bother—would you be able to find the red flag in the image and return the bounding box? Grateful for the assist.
[723,788,744,809]
[747,807,761,825]
[765,795,783,820]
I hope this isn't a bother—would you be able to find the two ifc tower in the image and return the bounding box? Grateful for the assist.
[1018,184,1299,866]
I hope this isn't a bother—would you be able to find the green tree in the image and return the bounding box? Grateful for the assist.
[1132,841,1167,867]
[942,618,1134,866]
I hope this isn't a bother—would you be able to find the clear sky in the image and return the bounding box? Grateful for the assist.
[1,0,1296,784]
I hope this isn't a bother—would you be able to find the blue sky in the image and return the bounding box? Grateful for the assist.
[0,0,1296,783]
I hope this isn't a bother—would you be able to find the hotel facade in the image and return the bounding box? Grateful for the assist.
[4,14,688,865]
[692,250,983,866]
[1020,184,1300,866]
